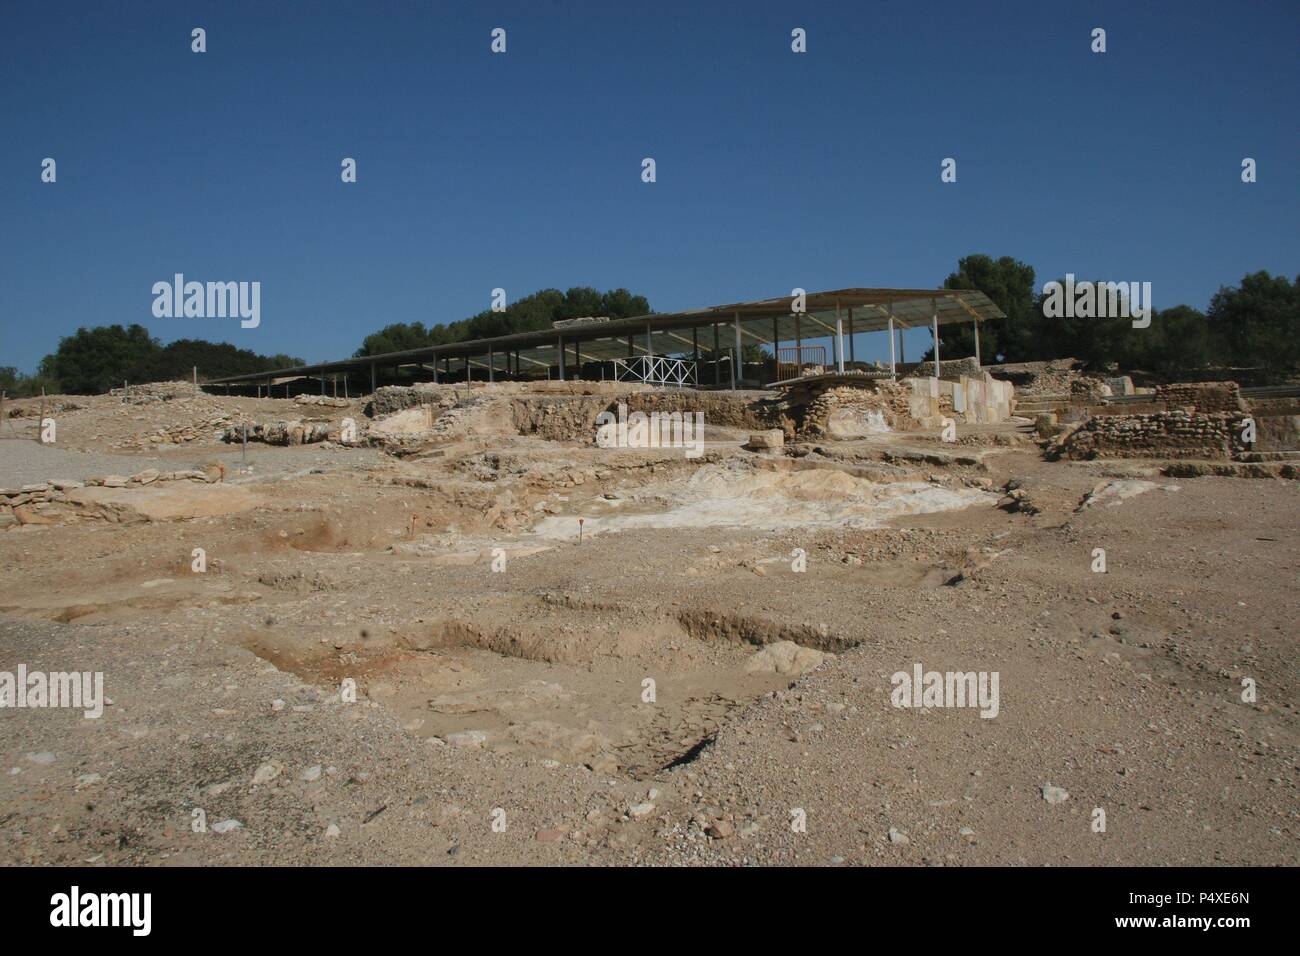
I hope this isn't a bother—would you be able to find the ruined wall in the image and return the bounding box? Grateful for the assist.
[1247,398,1300,452]
[510,390,773,443]
[906,374,1013,428]
[1054,410,1248,460]
[510,395,612,442]
[798,382,915,438]
[110,381,200,404]
[372,383,474,417]
[984,359,1085,395]
[897,357,982,381]
[1155,381,1247,414]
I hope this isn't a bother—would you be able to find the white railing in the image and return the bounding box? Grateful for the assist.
[613,355,698,388]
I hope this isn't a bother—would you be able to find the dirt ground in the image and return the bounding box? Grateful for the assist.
[0,384,1295,866]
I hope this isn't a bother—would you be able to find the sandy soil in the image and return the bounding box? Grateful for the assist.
[0,386,1295,866]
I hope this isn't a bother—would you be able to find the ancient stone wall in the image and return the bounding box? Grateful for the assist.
[1054,410,1248,460]
[1155,381,1246,414]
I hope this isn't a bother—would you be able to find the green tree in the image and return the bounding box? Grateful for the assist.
[355,287,652,358]
[1206,271,1299,376]
[45,324,160,394]
[925,254,1038,364]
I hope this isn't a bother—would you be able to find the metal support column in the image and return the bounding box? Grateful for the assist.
[557,337,565,381]
[931,298,940,377]
[835,300,845,373]
[713,323,720,385]
[847,307,855,365]
[488,347,495,383]
[732,311,742,388]
[370,362,376,394]
[888,306,896,379]
[771,316,779,383]
[973,317,981,367]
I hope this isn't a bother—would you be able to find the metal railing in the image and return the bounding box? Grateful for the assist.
[613,355,699,388]
[776,345,828,381]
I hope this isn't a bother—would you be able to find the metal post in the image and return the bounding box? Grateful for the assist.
[888,306,896,379]
[320,374,325,395]
[573,341,580,380]
[771,316,779,383]
[557,337,565,381]
[433,357,439,384]
[488,347,495,383]
[713,323,720,386]
[973,317,981,367]
[795,313,803,373]
[732,311,742,388]
[835,300,845,373]
[931,298,940,377]
[847,307,855,365]
[645,321,652,359]
[371,362,376,394]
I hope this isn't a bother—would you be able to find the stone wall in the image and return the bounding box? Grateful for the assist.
[898,357,982,381]
[1247,398,1300,452]
[984,359,1085,396]
[109,381,200,404]
[798,382,916,438]
[1053,410,1248,460]
[1155,381,1247,414]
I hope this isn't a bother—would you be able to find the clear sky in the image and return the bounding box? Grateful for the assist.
[2,0,1296,373]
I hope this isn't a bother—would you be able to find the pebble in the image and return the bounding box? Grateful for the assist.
[251,762,282,785]
[445,730,489,749]
[1041,783,1070,804]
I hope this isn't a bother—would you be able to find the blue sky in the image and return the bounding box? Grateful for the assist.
[2,0,1296,373]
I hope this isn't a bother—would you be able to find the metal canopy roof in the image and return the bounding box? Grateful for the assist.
[206,288,1003,384]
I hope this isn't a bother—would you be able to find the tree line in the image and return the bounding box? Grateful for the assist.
[1,327,302,397]
[5,268,1294,397]
[928,256,1298,381]
[353,287,652,357]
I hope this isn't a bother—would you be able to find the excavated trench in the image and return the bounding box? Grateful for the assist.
[1,408,1002,777]
[230,599,860,777]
